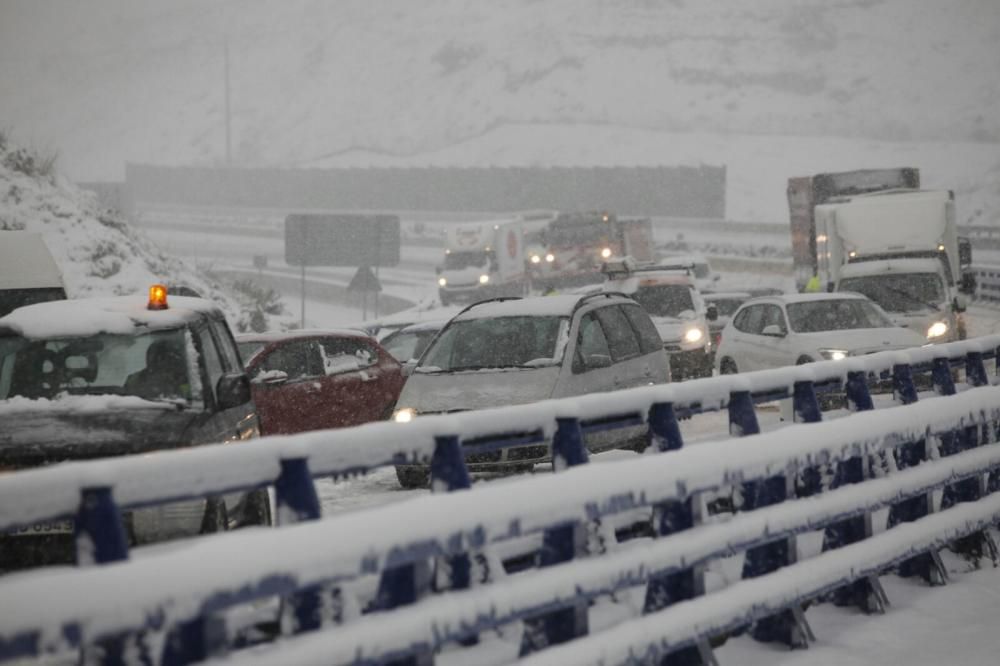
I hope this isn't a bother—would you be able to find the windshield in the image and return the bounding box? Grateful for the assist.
[838,273,945,313]
[631,284,696,318]
[444,251,489,270]
[786,299,895,333]
[0,328,196,404]
[419,316,569,371]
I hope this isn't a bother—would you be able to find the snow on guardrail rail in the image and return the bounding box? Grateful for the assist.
[2,385,1000,664]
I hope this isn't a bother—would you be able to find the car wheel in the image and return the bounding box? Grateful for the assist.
[200,496,229,533]
[719,358,738,375]
[395,466,430,489]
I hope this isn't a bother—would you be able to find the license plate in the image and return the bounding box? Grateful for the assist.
[4,519,74,536]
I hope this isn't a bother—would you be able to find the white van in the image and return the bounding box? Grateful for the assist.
[0,232,67,317]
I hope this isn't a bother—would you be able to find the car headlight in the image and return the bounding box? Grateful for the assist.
[819,348,849,361]
[438,277,447,287]
[530,254,541,264]
[926,321,948,339]
[600,247,612,259]
[479,274,490,284]
[545,253,555,263]
[683,327,704,343]
[393,408,416,423]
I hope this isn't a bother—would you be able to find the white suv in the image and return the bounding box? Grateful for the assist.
[392,293,671,486]
[715,292,926,374]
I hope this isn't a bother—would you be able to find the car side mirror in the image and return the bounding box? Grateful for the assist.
[216,372,252,410]
[706,304,719,322]
[402,359,418,377]
[761,324,786,337]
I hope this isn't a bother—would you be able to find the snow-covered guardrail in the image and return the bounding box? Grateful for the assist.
[0,334,999,663]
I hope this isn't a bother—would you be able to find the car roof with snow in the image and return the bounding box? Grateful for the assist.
[235,327,372,343]
[0,293,222,340]
[743,292,870,307]
[454,294,628,320]
[392,319,449,333]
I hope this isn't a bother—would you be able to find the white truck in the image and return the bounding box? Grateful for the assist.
[813,189,974,342]
[436,220,527,305]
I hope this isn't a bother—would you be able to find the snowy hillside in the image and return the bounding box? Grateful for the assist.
[0,134,288,331]
[1,0,998,180]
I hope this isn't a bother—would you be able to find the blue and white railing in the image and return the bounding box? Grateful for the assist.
[1,334,999,664]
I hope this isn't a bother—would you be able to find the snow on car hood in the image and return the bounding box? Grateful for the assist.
[0,395,199,466]
[397,366,560,414]
[801,326,926,354]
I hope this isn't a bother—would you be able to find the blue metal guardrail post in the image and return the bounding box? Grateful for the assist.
[75,486,133,664]
[824,370,884,612]
[164,457,322,665]
[520,417,589,656]
[644,402,713,666]
[429,435,477,648]
[740,385,811,647]
[888,363,937,583]
[938,356,987,558]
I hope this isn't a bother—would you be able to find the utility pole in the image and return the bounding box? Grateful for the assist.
[224,37,232,165]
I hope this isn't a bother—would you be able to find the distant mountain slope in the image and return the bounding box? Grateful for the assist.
[0,0,997,181]
[0,133,286,330]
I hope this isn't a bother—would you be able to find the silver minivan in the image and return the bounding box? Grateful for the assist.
[391,293,671,487]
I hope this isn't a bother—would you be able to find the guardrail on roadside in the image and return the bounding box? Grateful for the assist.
[1,335,999,664]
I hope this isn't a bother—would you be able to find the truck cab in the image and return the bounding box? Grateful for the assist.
[813,189,971,342]
[437,220,526,305]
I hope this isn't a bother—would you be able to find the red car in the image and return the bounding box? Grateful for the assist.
[236,329,404,436]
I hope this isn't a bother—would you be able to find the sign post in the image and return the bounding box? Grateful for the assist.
[284,214,400,324]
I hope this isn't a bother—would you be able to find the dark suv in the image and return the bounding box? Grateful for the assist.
[0,286,269,571]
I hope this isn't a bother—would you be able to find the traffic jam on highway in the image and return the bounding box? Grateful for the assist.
[0,167,984,573]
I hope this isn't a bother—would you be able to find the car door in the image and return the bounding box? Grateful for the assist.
[316,336,401,427]
[620,303,671,383]
[755,304,792,369]
[208,318,258,439]
[249,339,327,435]
[727,304,765,371]
[594,304,650,390]
[558,310,616,398]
